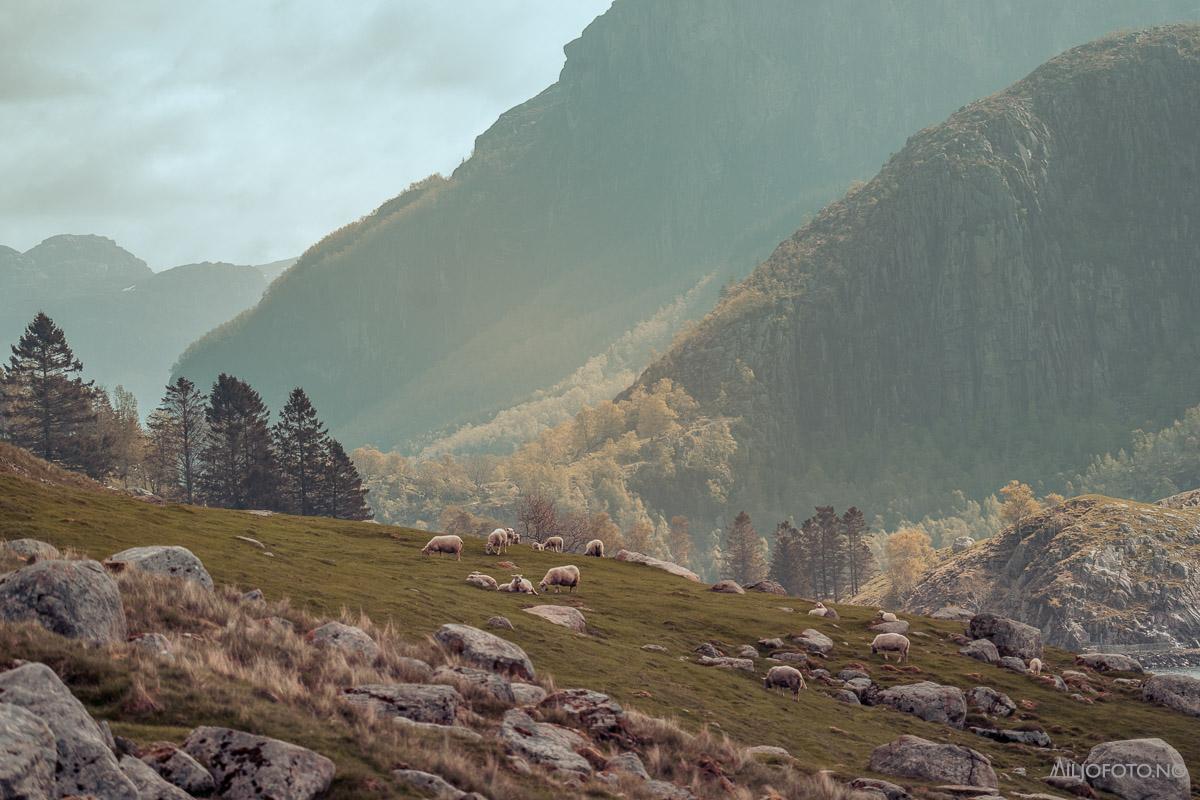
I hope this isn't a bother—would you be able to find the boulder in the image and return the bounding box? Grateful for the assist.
[744,580,787,595]
[697,655,754,670]
[967,613,1043,660]
[758,637,786,649]
[486,615,514,630]
[541,689,635,747]
[606,751,650,780]
[434,623,535,680]
[952,536,975,553]
[0,701,56,800]
[434,665,516,704]
[1083,738,1189,800]
[523,605,587,633]
[969,726,1052,747]
[343,683,461,725]
[393,769,469,799]
[139,744,216,796]
[511,683,548,706]
[0,662,138,799]
[1143,673,1200,717]
[695,642,722,657]
[709,580,745,594]
[106,545,213,590]
[958,639,1000,664]
[793,628,834,656]
[869,735,997,788]
[838,668,870,682]
[613,550,701,582]
[834,689,861,704]
[965,686,1015,717]
[183,726,335,800]
[932,606,975,621]
[0,559,127,644]
[1,538,60,562]
[999,656,1028,673]
[843,677,878,704]
[499,709,592,776]
[119,755,192,800]
[736,645,758,659]
[870,620,910,635]
[1075,652,1144,674]
[305,621,381,661]
[877,681,967,728]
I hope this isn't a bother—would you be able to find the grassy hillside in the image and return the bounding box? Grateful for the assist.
[3,469,1198,796]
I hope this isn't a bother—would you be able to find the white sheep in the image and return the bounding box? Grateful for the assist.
[506,527,521,546]
[874,610,898,623]
[538,565,581,594]
[763,665,807,700]
[486,529,508,555]
[808,602,829,617]
[544,535,564,553]
[466,572,498,590]
[584,539,605,557]
[870,632,911,663]
[497,574,539,595]
[529,541,545,552]
[421,534,463,560]
[1029,657,1043,676]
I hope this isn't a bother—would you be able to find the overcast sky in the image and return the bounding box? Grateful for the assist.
[0,1,609,269]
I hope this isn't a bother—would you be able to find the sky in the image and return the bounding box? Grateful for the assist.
[0,0,610,269]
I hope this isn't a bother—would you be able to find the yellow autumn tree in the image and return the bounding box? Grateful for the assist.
[999,480,1042,530]
[885,527,935,597]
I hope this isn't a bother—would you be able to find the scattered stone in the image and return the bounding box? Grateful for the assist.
[183,726,335,800]
[792,628,834,655]
[642,644,668,653]
[967,613,1043,660]
[736,645,758,659]
[396,656,434,681]
[870,620,910,635]
[393,769,469,799]
[969,726,1051,747]
[306,621,381,661]
[838,668,870,682]
[139,744,216,796]
[500,709,592,776]
[771,651,811,664]
[0,701,56,799]
[1143,673,1200,716]
[709,579,745,594]
[129,632,173,660]
[119,755,192,800]
[613,549,701,582]
[1075,652,1144,674]
[240,588,264,601]
[343,683,461,724]
[434,665,516,704]
[106,546,214,590]
[959,639,1001,665]
[833,689,862,704]
[541,689,635,747]
[486,615,514,631]
[695,642,722,657]
[0,559,127,644]
[511,683,548,706]
[743,580,787,594]
[1083,738,1189,800]
[523,605,587,633]
[877,682,966,728]
[697,656,754,670]
[999,656,1028,673]
[869,735,997,788]
[966,686,1015,717]
[1,538,60,562]
[434,623,535,680]
[843,676,878,704]
[758,637,786,649]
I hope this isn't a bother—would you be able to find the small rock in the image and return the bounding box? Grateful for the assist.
[695,642,723,657]
[240,588,264,601]
[747,745,791,760]
[434,665,516,704]
[306,621,381,661]
[500,709,592,776]
[392,716,483,742]
[792,628,834,655]
[758,637,786,649]
[999,656,1028,673]
[870,620,910,635]
[540,688,634,747]
[710,579,745,594]
[106,546,214,590]
[434,623,535,680]
[966,686,1015,717]
[523,605,587,633]
[838,668,870,681]
[969,726,1051,747]
[736,645,758,659]
[848,777,912,800]
[606,751,650,780]
[183,726,335,800]
[641,644,668,653]
[833,689,861,704]
[486,615,514,630]
[511,682,548,706]
[129,632,173,660]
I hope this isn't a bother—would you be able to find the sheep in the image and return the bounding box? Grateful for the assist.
[529,541,545,552]
[808,602,829,617]
[874,610,898,623]
[466,572,498,590]
[544,535,565,553]
[870,632,911,663]
[497,574,538,595]
[584,539,605,557]
[1029,657,1043,676]
[763,665,807,700]
[539,565,581,594]
[486,529,508,555]
[421,534,463,560]
[506,527,521,546]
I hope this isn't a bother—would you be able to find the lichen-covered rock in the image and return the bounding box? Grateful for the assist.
[522,605,587,633]
[434,623,535,679]
[182,726,335,800]
[433,665,516,704]
[999,655,1028,673]
[486,615,514,630]
[869,735,996,788]
[393,769,469,799]
[0,701,56,800]
[511,682,548,707]
[0,559,127,644]
[119,755,192,800]
[792,628,834,656]
[106,545,214,590]
[1,538,60,562]
[613,550,701,582]
[0,663,138,799]
[343,683,461,725]
[1083,738,1189,800]
[1143,673,1200,717]
[139,743,216,796]
[848,777,912,800]
[958,639,1000,664]
[305,621,381,661]
[877,682,966,728]
[966,686,1015,717]
[697,655,754,670]
[500,709,592,776]
[967,613,1043,660]
[540,689,635,747]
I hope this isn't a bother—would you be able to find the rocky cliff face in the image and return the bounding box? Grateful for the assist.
[632,25,1200,524]
[171,0,1198,451]
[903,495,1200,649]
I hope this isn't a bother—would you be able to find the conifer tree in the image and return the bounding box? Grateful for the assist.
[768,519,802,594]
[842,506,871,595]
[320,440,372,520]
[722,510,767,585]
[199,374,278,509]
[273,387,329,515]
[668,515,692,567]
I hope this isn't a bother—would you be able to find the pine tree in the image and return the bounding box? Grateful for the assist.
[0,312,104,474]
[798,515,822,598]
[273,387,329,516]
[199,374,278,509]
[722,510,767,585]
[842,506,871,596]
[155,377,207,503]
[320,440,372,520]
[768,520,802,594]
[814,506,847,601]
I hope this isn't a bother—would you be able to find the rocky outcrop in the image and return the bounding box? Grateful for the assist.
[868,735,997,788]
[966,613,1043,660]
[106,545,214,590]
[876,682,967,728]
[306,621,381,660]
[434,665,517,705]
[183,726,335,800]
[434,624,535,680]
[1075,652,1144,673]
[614,550,701,582]
[343,683,462,725]
[0,559,127,644]
[500,709,592,777]
[540,689,635,748]
[0,701,56,799]
[1142,673,1200,717]
[1083,738,1190,800]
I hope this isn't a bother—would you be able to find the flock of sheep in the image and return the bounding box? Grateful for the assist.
[420,527,604,596]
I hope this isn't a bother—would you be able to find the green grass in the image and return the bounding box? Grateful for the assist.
[3,473,1198,797]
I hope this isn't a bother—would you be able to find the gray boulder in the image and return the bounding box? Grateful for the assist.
[182,726,335,800]
[306,621,381,661]
[434,665,516,704]
[606,751,650,780]
[434,623,535,680]
[540,688,634,747]
[511,682,548,707]
[1143,673,1200,717]
[139,743,216,796]
[958,639,1000,665]
[0,701,56,800]
[870,620,910,635]
[523,605,587,633]
[697,655,754,670]
[869,735,997,788]
[0,559,127,643]
[1075,652,1144,674]
[710,579,745,594]
[1083,738,1189,800]
[744,580,787,595]
[2,538,60,562]
[0,662,138,799]
[119,755,192,800]
[343,683,461,725]
[999,656,1028,673]
[500,709,592,776]
[967,613,1043,660]
[486,615,514,631]
[106,545,213,590]
[969,726,1051,747]
[965,686,1015,717]
[931,606,975,621]
[876,681,966,728]
[848,777,912,800]
[393,769,469,799]
[792,628,834,656]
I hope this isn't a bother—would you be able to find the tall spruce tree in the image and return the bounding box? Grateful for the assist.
[768,520,803,595]
[815,505,846,601]
[154,377,207,503]
[722,510,767,585]
[0,312,104,474]
[320,440,372,520]
[199,374,278,509]
[273,387,328,515]
[842,506,871,596]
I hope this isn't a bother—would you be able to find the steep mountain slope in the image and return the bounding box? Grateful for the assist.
[0,235,280,413]
[172,0,1199,451]
[628,25,1200,526]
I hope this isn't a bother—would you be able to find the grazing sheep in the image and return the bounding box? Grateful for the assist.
[498,574,539,595]
[466,572,498,590]
[539,565,581,594]
[1029,657,1043,676]
[584,539,605,557]
[763,665,807,700]
[870,632,910,663]
[530,541,545,552]
[506,527,521,546]
[874,610,898,623]
[486,529,508,555]
[545,536,565,553]
[421,534,463,560]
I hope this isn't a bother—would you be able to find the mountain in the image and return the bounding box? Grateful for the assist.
[0,235,284,414]
[625,25,1200,527]
[172,0,1200,452]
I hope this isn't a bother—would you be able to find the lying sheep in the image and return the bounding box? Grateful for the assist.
[539,565,581,594]
[506,527,521,545]
[808,602,831,617]
[874,610,898,623]
[530,541,545,552]
[486,528,508,555]
[544,536,565,553]
[1029,657,1043,676]
[497,574,539,595]
[763,665,807,700]
[584,539,605,557]
[466,572,498,590]
[870,632,910,663]
[421,534,463,560]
